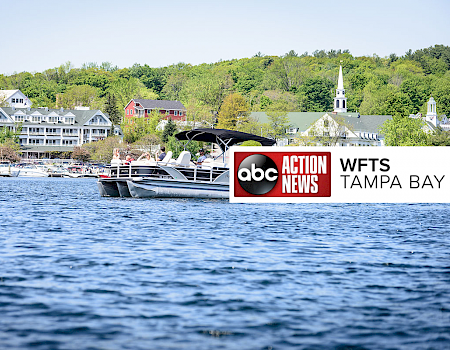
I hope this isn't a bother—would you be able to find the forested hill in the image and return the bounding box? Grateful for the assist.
[1,45,450,124]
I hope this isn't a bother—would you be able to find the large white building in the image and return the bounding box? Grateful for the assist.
[0,93,113,158]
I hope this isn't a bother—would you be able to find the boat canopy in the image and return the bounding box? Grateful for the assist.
[175,128,276,151]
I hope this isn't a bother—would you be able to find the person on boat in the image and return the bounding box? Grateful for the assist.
[157,147,166,161]
[137,152,153,163]
[197,149,207,166]
[112,148,120,160]
[124,155,135,164]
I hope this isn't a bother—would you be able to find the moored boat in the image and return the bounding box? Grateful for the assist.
[0,162,20,177]
[16,164,49,177]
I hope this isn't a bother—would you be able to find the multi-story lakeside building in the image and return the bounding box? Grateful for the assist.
[0,100,113,159]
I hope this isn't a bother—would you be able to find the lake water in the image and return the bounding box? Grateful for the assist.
[0,178,449,350]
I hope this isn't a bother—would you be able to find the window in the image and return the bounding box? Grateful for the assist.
[343,100,346,108]
[324,120,329,127]
[174,111,178,116]
[20,99,23,103]
[336,100,340,108]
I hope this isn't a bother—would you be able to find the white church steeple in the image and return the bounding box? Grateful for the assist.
[426,96,438,126]
[334,65,347,113]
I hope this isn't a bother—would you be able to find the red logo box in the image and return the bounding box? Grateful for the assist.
[234,151,331,197]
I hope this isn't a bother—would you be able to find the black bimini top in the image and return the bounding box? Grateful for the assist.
[175,128,276,150]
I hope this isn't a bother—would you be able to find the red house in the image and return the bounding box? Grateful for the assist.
[124,99,187,121]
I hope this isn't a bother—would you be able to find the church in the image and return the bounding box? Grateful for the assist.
[251,65,392,146]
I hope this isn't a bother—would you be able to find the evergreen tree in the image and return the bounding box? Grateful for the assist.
[162,118,177,143]
[104,93,121,125]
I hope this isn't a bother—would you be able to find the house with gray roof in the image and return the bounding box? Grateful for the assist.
[0,104,113,159]
[125,99,186,121]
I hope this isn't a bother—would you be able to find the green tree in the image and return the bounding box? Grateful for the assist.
[166,135,202,160]
[265,100,291,139]
[82,136,122,163]
[162,118,177,143]
[429,128,450,146]
[298,77,334,112]
[57,85,102,109]
[121,109,161,143]
[104,93,121,125]
[379,116,429,146]
[217,93,250,130]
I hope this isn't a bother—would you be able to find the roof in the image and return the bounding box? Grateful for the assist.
[338,114,392,133]
[133,99,186,110]
[251,112,328,131]
[250,111,392,133]
[0,90,20,99]
[0,107,110,126]
[175,128,277,148]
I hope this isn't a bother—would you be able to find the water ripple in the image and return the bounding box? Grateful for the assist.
[0,178,449,349]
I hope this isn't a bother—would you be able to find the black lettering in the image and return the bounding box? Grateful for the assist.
[368,158,379,172]
[410,175,420,188]
[435,175,445,188]
[391,175,402,188]
[364,176,377,188]
[358,158,368,171]
[380,158,390,172]
[381,175,390,187]
[351,175,362,189]
[422,175,433,188]
[341,175,350,188]
[340,158,357,172]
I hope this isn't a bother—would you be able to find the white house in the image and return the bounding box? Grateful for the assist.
[0,90,33,108]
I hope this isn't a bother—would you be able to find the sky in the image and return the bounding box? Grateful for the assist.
[1,0,449,75]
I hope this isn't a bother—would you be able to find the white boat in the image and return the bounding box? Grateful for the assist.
[16,164,49,177]
[0,162,20,177]
[97,129,276,199]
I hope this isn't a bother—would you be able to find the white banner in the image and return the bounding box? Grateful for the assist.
[230,147,450,203]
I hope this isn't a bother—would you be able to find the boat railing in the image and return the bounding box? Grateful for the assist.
[108,163,227,182]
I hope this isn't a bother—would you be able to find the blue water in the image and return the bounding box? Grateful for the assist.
[0,178,449,350]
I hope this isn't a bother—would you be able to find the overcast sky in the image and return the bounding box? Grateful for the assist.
[1,0,449,75]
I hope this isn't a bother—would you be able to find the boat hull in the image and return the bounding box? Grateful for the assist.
[127,178,228,199]
[117,181,132,197]
[17,170,49,177]
[98,179,120,197]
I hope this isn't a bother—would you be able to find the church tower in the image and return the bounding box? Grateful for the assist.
[425,96,438,127]
[334,65,347,113]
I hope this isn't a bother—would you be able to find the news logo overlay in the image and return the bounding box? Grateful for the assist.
[230,147,450,203]
[233,150,331,198]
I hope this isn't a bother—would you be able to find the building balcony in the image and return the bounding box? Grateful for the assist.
[88,122,109,126]
[62,133,78,137]
[29,132,45,136]
[46,132,61,136]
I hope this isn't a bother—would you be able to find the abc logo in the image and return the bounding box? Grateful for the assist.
[237,154,278,195]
